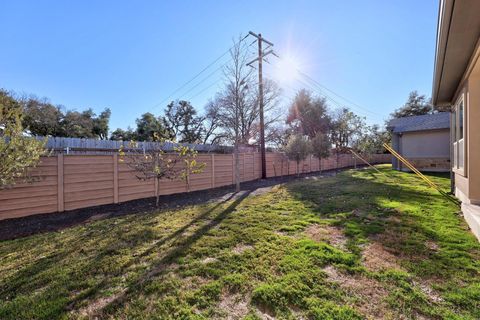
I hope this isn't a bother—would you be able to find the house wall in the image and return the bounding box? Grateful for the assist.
[393,129,450,172]
[453,41,480,205]
[401,130,450,157]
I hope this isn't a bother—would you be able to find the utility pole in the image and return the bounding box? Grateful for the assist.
[247,31,275,179]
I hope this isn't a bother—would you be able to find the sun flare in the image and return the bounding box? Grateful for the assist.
[273,55,300,85]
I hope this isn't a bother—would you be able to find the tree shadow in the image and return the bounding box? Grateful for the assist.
[284,168,479,279]
[0,190,250,318]
[89,190,253,317]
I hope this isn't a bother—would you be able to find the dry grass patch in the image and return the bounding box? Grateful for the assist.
[232,244,254,255]
[201,257,218,264]
[362,242,404,272]
[424,240,439,252]
[305,224,347,250]
[216,292,250,320]
[323,266,393,319]
[255,305,277,320]
[77,289,126,318]
[412,280,444,304]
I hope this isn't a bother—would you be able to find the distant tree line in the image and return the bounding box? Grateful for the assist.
[389,90,449,118]
[2,88,438,158]
[4,60,442,159]
[0,92,112,139]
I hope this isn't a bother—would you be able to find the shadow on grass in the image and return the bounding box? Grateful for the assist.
[285,168,479,278]
[0,188,252,319]
[89,190,253,317]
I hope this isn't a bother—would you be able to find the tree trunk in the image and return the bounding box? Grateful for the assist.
[319,157,322,174]
[155,178,160,207]
[234,143,240,192]
[336,152,339,172]
[296,160,300,177]
[186,167,190,193]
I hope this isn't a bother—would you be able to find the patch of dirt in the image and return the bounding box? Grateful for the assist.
[216,292,250,320]
[232,244,254,255]
[201,257,218,264]
[304,171,337,180]
[362,242,404,272]
[305,224,347,250]
[255,305,277,320]
[412,280,444,304]
[425,240,439,252]
[183,276,210,290]
[77,289,125,318]
[250,186,277,196]
[323,265,392,319]
[386,215,402,224]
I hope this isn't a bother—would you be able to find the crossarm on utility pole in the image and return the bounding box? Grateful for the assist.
[246,31,276,179]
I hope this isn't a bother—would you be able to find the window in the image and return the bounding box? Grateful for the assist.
[453,96,465,172]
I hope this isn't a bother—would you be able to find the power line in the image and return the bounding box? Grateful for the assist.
[297,71,379,116]
[268,53,386,122]
[265,63,380,120]
[187,79,222,101]
[147,34,249,113]
[178,64,225,100]
[298,76,386,122]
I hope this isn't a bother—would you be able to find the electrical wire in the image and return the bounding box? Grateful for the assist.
[148,34,250,112]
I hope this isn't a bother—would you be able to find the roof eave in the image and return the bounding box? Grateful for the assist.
[432,0,454,106]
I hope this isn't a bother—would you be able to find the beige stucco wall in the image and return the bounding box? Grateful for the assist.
[400,130,450,158]
[453,41,480,204]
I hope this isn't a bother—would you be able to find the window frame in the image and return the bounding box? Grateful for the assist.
[452,93,466,176]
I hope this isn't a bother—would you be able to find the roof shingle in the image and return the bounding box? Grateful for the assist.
[387,112,450,133]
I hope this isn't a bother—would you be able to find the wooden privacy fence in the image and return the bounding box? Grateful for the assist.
[0,152,391,221]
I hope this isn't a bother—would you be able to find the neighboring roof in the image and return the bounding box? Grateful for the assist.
[387,112,450,134]
[432,0,480,106]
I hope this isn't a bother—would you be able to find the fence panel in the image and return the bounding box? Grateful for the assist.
[0,157,58,219]
[63,155,114,211]
[214,154,234,187]
[0,152,391,220]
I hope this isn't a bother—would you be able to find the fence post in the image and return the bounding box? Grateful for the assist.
[211,154,215,188]
[243,153,246,182]
[232,153,235,184]
[113,153,119,203]
[57,154,64,212]
[253,153,256,178]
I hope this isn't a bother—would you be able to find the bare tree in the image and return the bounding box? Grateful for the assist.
[246,78,282,145]
[119,141,177,207]
[119,140,205,206]
[202,99,227,145]
[207,36,282,190]
[174,145,206,192]
[211,37,254,191]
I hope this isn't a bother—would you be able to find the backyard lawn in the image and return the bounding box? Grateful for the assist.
[0,165,479,320]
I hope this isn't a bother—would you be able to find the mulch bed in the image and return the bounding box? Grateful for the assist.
[0,168,346,241]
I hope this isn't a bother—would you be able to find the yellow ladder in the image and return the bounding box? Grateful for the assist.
[382,143,459,206]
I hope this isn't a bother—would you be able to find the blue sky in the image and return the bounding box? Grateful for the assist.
[0,0,438,131]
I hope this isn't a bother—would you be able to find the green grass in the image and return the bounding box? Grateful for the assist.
[1,165,479,319]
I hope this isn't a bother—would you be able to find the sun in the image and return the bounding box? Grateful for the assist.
[272,55,300,85]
